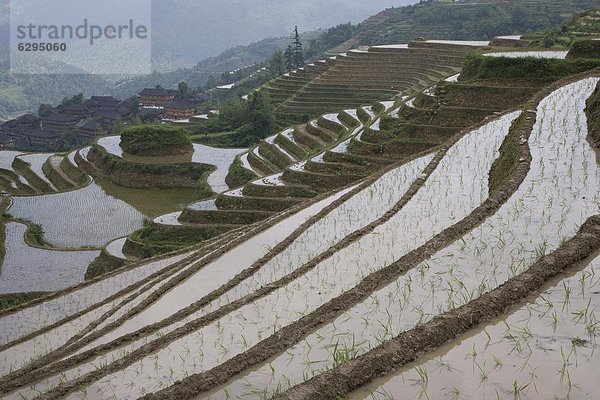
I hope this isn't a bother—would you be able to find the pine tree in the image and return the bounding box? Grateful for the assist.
[292,26,305,69]
[284,45,294,72]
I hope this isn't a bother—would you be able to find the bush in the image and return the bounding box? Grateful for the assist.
[461,53,600,83]
[0,293,44,311]
[567,40,600,60]
[25,223,48,247]
[121,125,192,156]
[225,156,256,188]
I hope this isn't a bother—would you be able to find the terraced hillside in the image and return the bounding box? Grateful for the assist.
[133,42,554,259]
[2,43,600,400]
[330,0,600,53]
[0,135,252,296]
[265,41,485,127]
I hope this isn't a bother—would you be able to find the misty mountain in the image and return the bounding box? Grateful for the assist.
[150,0,410,67]
[0,0,415,119]
[0,0,412,70]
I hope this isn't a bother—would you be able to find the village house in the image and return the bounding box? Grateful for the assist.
[17,128,62,147]
[40,111,80,133]
[76,119,102,139]
[58,104,88,119]
[0,114,62,148]
[84,96,122,112]
[163,100,197,120]
[138,88,177,108]
[0,114,41,144]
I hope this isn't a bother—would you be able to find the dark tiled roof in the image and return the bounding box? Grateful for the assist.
[192,93,209,102]
[85,96,121,108]
[60,104,87,112]
[16,113,38,124]
[2,114,40,130]
[76,119,101,130]
[91,110,122,120]
[24,128,61,139]
[139,88,178,97]
[41,112,79,123]
[164,100,196,110]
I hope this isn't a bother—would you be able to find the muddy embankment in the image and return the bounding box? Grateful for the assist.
[85,145,213,189]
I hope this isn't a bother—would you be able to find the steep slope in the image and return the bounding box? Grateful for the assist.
[330,0,599,53]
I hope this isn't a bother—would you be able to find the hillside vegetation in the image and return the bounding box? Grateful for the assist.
[331,0,598,52]
[461,53,600,82]
[121,125,193,156]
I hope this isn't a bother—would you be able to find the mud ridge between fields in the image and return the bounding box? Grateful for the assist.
[140,72,600,400]
[13,71,600,398]
[32,103,525,399]
[0,232,235,351]
[273,70,600,400]
[0,143,437,393]
[1,142,443,396]
[275,215,600,399]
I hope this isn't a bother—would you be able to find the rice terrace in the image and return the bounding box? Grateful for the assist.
[2,0,600,399]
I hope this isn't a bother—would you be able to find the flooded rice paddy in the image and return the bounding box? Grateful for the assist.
[9,182,144,248]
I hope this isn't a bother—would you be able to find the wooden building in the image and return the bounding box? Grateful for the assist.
[138,88,177,108]
[164,100,197,120]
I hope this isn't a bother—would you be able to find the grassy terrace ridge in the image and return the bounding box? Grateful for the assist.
[10,158,54,194]
[488,110,529,195]
[225,156,256,188]
[568,39,600,60]
[461,52,600,82]
[85,250,126,281]
[586,80,600,145]
[0,197,8,269]
[120,125,193,157]
[86,145,214,194]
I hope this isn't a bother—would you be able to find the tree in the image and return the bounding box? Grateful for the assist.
[204,74,220,90]
[112,116,125,136]
[131,115,143,125]
[285,45,294,72]
[38,103,52,116]
[292,26,305,69]
[220,96,250,129]
[268,50,286,77]
[61,93,84,106]
[248,91,274,137]
[129,98,139,115]
[229,91,274,146]
[178,81,191,98]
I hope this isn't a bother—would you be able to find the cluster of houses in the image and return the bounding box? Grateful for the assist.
[0,89,209,150]
[138,89,209,120]
[0,96,132,150]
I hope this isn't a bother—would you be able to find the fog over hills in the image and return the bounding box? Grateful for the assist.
[0,0,413,68]
[150,0,411,65]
